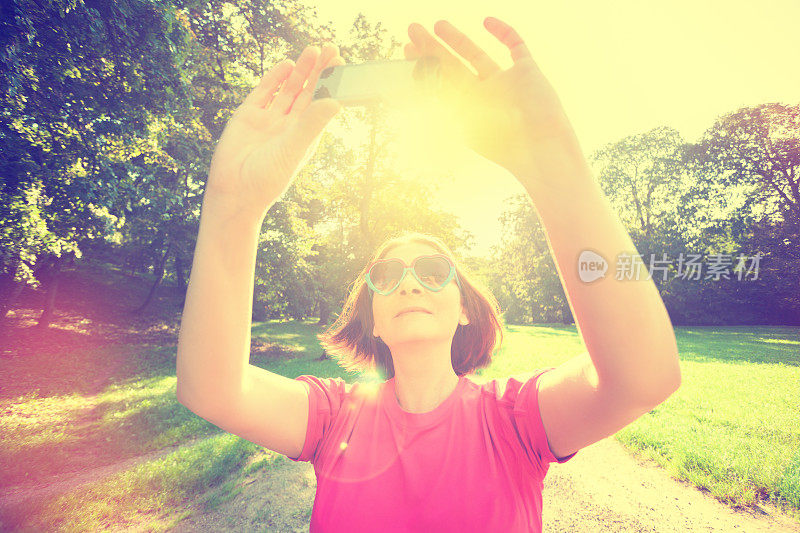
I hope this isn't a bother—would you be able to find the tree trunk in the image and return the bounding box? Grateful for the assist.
[359,115,379,250]
[174,248,188,310]
[125,252,141,277]
[36,255,66,329]
[560,299,572,325]
[132,243,172,314]
[0,255,23,319]
[317,298,330,327]
[174,249,186,292]
[0,281,25,320]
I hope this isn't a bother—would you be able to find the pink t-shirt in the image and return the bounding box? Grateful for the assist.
[287,367,578,532]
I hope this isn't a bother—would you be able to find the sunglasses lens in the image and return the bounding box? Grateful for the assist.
[369,260,403,292]
[369,256,452,293]
[416,257,451,288]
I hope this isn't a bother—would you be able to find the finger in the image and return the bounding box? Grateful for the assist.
[407,23,474,83]
[271,45,321,115]
[483,17,532,63]
[404,42,421,60]
[433,20,500,80]
[243,59,294,108]
[289,44,342,115]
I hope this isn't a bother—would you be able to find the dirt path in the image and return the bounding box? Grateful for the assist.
[169,435,799,532]
[542,436,799,532]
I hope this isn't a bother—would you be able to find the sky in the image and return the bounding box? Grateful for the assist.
[308,0,800,257]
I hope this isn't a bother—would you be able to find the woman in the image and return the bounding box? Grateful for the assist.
[176,16,682,532]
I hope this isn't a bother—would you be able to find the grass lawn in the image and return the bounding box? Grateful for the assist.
[1,320,798,530]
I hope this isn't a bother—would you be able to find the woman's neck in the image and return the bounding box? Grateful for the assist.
[393,368,460,413]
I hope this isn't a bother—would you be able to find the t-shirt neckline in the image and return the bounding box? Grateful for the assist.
[383,374,469,428]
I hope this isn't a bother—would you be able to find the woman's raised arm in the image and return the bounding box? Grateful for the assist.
[175,44,343,457]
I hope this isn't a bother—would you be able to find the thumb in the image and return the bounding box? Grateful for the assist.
[291,98,342,148]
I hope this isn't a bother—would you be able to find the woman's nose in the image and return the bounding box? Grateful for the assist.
[397,269,424,293]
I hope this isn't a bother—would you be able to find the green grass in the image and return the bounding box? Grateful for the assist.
[616,326,800,519]
[1,321,798,530]
[16,433,281,532]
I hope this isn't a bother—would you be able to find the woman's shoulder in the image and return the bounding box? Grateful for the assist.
[294,374,356,406]
[464,369,555,403]
[347,379,384,402]
[295,374,379,393]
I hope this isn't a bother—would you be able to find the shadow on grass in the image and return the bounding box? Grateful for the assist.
[674,326,800,366]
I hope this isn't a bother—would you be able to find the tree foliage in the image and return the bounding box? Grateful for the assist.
[0,2,796,327]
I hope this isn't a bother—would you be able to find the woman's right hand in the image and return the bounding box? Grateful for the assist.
[205,44,345,219]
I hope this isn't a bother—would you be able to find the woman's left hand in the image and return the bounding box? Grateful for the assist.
[405,17,587,190]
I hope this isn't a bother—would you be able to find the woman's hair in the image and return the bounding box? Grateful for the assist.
[317,231,505,380]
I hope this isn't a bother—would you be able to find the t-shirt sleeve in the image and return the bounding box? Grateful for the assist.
[286,374,348,464]
[505,367,578,471]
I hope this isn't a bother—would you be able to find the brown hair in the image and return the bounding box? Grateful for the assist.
[317,231,505,380]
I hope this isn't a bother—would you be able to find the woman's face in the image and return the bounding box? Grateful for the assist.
[371,242,469,348]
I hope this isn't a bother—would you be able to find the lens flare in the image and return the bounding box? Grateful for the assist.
[383,91,472,173]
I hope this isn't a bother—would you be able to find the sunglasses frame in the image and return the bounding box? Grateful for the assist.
[365,253,462,298]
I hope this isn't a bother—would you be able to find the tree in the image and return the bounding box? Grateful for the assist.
[685,103,800,323]
[488,193,569,324]
[690,103,800,226]
[589,126,686,244]
[0,0,192,325]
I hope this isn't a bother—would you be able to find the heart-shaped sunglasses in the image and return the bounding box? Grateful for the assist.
[365,254,462,297]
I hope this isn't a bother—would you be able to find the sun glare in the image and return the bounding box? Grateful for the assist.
[383,92,470,175]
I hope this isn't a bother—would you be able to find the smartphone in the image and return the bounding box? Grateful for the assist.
[313,57,442,107]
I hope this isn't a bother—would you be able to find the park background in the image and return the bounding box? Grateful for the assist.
[1,0,799,531]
